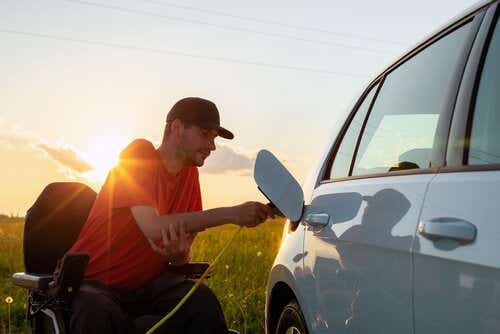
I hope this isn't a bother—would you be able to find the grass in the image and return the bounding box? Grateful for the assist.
[0,217,284,333]
[0,218,29,334]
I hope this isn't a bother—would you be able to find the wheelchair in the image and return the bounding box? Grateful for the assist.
[12,182,209,333]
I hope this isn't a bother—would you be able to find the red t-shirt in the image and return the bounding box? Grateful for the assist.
[68,139,202,289]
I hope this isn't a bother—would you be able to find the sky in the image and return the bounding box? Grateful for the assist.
[0,0,479,215]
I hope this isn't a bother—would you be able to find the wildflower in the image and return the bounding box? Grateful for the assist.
[5,296,13,304]
[257,251,262,257]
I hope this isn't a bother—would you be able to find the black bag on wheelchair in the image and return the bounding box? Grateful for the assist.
[12,182,97,334]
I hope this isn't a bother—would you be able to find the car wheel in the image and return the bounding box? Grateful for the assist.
[275,300,308,334]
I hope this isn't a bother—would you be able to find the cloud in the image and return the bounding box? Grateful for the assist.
[0,122,34,151]
[200,144,254,175]
[36,143,93,173]
[0,134,19,150]
[0,119,94,175]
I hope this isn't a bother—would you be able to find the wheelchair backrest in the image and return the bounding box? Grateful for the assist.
[24,182,97,275]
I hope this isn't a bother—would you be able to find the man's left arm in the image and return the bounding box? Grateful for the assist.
[146,215,194,265]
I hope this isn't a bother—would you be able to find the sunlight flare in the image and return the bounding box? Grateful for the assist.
[83,134,130,183]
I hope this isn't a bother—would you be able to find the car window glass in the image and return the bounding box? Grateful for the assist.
[469,18,500,165]
[352,23,472,176]
[329,84,378,179]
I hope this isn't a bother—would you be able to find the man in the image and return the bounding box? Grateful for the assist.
[68,97,273,333]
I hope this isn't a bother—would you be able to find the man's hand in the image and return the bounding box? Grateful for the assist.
[147,221,195,265]
[231,201,275,228]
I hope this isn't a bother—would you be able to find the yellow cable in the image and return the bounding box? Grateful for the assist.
[146,226,243,334]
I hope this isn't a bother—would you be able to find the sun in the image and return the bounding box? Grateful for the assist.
[82,134,130,183]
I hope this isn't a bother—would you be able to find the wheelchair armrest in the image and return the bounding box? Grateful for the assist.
[50,253,89,299]
[12,272,54,290]
[165,262,210,279]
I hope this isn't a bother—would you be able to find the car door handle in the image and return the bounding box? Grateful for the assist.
[418,217,477,243]
[304,213,330,228]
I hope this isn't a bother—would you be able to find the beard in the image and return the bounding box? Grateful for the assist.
[185,149,210,167]
[179,133,211,167]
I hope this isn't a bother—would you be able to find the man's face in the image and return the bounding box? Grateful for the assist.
[179,123,218,167]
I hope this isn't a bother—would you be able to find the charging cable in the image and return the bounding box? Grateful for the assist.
[146,226,243,334]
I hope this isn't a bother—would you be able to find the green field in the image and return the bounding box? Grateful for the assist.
[0,217,284,333]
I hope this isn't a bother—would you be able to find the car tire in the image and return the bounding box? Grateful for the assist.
[275,300,308,334]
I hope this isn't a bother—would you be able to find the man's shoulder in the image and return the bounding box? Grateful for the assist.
[119,139,157,161]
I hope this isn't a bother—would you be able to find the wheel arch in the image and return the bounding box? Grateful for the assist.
[267,281,298,334]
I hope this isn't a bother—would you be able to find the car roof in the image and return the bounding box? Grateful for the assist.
[369,0,497,85]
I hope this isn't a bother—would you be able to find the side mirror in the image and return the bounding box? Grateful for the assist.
[254,150,304,222]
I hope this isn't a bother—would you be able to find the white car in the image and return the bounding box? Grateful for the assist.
[257,0,500,333]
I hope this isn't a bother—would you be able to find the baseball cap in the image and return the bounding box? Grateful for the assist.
[166,97,234,140]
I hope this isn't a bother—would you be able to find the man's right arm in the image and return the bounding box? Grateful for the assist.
[131,202,273,241]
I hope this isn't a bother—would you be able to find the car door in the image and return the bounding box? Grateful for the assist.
[414,4,500,334]
[300,12,482,334]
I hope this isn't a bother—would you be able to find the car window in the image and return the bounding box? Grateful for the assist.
[468,17,500,165]
[329,84,379,180]
[352,22,472,176]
